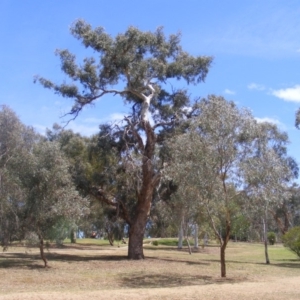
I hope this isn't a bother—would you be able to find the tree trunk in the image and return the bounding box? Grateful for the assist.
[1,219,9,249]
[107,232,114,246]
[194,223,199,249]
[178,220,183,249]
[220,216,231,277]
[127,119,159,259]
[263,217,270,264]
[38,235,48,267]
[220,245,226,277]
[203,232,208,247]
[70,228,76,243]
[185,236,192,255]
[128,214,148,259]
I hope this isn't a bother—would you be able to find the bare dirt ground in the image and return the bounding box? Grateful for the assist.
[0,242,299,300]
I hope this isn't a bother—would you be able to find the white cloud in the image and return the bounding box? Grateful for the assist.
[224,89,236,95]
[84,117,103,124]
[109,113,126,122]
[255,117,281,125]
[84,113,125,125]
[271,85,300,102]
[247,83,266,91]
[60,113,128,136]
[33,124,47,135]
[67,122,100,136]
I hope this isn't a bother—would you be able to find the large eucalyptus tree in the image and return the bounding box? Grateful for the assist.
[36,20,212,259]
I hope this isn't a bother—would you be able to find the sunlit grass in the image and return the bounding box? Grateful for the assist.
[63,238,111,246]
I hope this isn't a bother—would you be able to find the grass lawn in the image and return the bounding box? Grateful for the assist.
[0,239,299,300]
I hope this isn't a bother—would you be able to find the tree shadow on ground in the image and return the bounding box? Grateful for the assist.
[202,258,300,269]
[60,244,116,250]
[0,252,211,269]
[0,252,128,267]
[144,245,219,253]
[120,273,244,289]
[146,256,210,266]
[255,262,300,269]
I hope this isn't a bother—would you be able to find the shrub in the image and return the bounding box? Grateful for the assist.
[282,226,300,258]
[152,240,159,246]
[267,232,276,245]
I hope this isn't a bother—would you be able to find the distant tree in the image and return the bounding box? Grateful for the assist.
[282,226,300,258]
[269,184,300,233]
[242,122,295,264]
[36,20,212,259]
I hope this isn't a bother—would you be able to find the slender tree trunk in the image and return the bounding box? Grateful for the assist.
[220,245,226,277]
[38,235,48,267]
[108,232,114,246]
[185,235,192,255]
[178,219,183,249]
[263,216,270,264]
[70,227,76,243]
[203,232,208,247]
[1,219,9,249]
[220,216,231,277]
[194,223,199,249]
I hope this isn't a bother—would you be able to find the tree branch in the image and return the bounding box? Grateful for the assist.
[90,187,132,225]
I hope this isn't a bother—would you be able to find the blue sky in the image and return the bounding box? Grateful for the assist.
[1,0,300,169]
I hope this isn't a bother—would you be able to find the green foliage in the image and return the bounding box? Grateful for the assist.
[282,226,300,258]
[149,238,195,247]
[24,232,39,246]
[36,20,212,122]
[267,232,276,245]
[0,105,38,248]
[47,218,73,246]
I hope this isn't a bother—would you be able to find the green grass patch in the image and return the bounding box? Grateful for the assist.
[63,238,112,246]
[147,238,195,247]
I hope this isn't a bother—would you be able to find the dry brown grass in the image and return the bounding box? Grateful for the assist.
[0,241,299,299]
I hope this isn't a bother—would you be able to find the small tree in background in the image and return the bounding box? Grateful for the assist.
[267,232,276,245]
[282,226,300,258]
[20,141,89,266]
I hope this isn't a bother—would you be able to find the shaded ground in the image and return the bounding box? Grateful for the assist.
[0,242,299,299]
